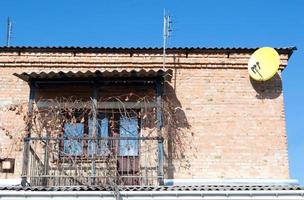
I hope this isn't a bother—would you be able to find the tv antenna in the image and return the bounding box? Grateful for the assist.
[163,10,172,69]
[6,17,13,47]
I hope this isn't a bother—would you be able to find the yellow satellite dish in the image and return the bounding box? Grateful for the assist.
[248,47,280,81]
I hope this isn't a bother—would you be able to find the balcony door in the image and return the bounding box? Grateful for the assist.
[118,116,139,185]
[91,111,140,185]
[62,110,140,185]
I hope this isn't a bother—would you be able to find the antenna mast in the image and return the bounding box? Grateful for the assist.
[163,10,172,69]
[6,17,12,47]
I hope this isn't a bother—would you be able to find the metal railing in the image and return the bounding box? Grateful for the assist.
[24,136,162,187]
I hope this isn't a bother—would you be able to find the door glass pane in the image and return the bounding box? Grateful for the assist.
[119,117,138,156]
[64,123,84,155]
[88,118,109,155]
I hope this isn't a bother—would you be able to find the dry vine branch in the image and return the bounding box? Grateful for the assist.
[0,91,193,186]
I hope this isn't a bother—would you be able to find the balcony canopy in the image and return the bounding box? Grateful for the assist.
[13,69,172,85]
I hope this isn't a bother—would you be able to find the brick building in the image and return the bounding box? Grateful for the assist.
[0,46,303,199]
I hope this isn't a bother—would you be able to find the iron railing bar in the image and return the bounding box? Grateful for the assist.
[26,137,159,186]
[30,175,161,178]
[26,136,162,141]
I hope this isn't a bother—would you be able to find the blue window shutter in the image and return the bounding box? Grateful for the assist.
[119,117,139,156]
[63,123,84,155]
[88,118,109,155]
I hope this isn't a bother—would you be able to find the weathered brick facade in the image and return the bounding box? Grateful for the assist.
[0,47,293,180]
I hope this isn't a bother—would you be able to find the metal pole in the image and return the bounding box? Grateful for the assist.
[163,10,167,69]
[91,83,98,185]
[43,134,50,186]
[156,77,164,185]
[21,82,36,187]
[6,17,12,47]
[163,10,171,70]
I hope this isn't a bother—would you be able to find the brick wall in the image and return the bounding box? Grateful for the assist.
[0,49,290,180]
[164,68,288,179]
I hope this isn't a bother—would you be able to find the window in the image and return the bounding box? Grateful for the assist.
[88,117,109,155]
[63,123,84,156]
[62,111,140,157]
[119,117,139,156]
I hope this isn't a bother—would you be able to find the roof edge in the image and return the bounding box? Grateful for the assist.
[0,46,297,57]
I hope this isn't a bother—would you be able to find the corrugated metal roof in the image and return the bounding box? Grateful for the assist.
[0,185,303,192]
[0,46,296,56]
[13,69,173,82]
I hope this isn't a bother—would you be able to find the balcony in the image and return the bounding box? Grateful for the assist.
[25,136,162,187]
[14,70,171,187]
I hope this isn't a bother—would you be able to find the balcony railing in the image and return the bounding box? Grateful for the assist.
[24,136,162,187]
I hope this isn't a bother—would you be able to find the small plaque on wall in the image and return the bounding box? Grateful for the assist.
[0,158,15,173]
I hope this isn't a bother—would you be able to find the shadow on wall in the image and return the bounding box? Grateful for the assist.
[250,73,282,99]
[163,81,192,179]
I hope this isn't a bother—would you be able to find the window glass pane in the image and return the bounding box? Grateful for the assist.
[119,117,138,156]
[63,123,84,155]
[88,118,109,155]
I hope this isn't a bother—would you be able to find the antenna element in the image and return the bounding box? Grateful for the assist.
[163,10,172,69]
[6,17,13,47]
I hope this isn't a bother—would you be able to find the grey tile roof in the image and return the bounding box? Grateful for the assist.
[0,46,296,56]
[0,185,303,192]
[13,69,173,82]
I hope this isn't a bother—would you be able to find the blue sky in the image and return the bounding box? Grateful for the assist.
[0,0,303,184]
